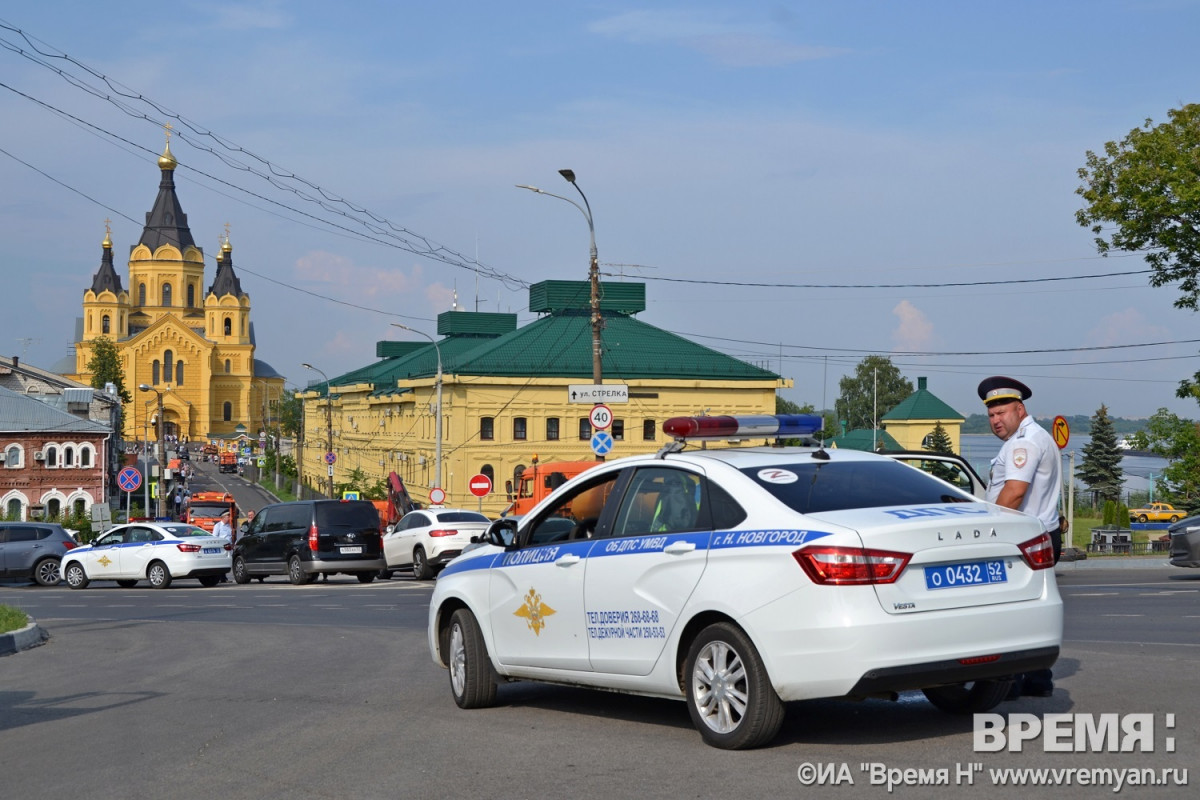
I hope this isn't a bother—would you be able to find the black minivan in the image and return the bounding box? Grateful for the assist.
[231,500,385,584]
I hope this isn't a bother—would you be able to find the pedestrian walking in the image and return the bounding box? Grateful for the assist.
[979,375,1062,698]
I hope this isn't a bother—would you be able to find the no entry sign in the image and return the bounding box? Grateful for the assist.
[468,474,493,498]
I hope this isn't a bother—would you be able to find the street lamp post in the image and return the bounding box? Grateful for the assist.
[391,323,442,492]
[516,170,602,385]
[302,364,334,498]
[143,399,154,516]
[138,384,166,518]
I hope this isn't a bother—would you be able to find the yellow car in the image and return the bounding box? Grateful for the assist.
[1130,502,1181,523]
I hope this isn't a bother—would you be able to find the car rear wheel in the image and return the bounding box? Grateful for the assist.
[64,562,89,590]
[685,622,784,750]
[33,558,62,586]
[232,556,251,584]
[356,572,375,583]
[198,575,221,587]
[147,561,173,589]
[1170,516,1180,523]
[447,608,497,709]
[413,546,433,580]
[116,579,139,588]
[377,569,394,580]
[922,679,1012,714]
[287,555,307,585]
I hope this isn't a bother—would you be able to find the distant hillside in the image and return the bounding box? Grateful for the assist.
[961,414,1147,436]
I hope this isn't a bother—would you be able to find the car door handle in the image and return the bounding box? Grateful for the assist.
[664,541,697,555]
[556,554,582,567]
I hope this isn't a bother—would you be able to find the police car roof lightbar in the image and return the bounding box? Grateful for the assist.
[662,414,824,441]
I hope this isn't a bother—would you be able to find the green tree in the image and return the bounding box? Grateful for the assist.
[776,395,836,440]
[1134,408,1200,506]
[1077,404,1124,505]
[1076,104,1200,311]
[922,422,958,483]
[278,389,301,437]
[86,336,131,404]
[834,356,913,433]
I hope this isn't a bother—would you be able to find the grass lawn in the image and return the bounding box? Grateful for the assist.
[0,604,29,634]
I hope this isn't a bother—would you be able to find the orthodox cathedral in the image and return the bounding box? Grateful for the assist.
[67,134,284,444]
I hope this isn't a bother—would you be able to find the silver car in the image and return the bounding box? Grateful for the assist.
[1168,515,1200,568]
[0,522,79,585]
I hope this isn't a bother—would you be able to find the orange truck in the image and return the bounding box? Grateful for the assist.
[506,459,599,516]
[371,472,420,531]
[185,491,239,534]
[219,451,237,473]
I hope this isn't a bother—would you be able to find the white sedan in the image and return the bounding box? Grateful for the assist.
[383,508,491,580]
[427,414,1062,749]
[62,522,232,589]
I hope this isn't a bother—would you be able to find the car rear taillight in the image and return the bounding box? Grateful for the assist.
[223,542,233,551]
[1018,533,1056,570]
[63,541,78,550]
[429,529,458,537]
[308,524,319,552]
[793,546,912,585]
[176,543,201,553]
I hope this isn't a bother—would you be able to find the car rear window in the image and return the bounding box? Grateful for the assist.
[434,511,489,523]
[315,502,380,531]
[162,525,210,537]
[740,459,975,515]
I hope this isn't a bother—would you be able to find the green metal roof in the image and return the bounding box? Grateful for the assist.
[881,377,964,422]
[829,428,902,451]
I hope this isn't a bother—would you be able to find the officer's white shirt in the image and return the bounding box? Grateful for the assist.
[986,414,1061,532]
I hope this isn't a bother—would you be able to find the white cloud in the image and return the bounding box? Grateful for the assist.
[892,300,935,352]
[1086,308,1171,348]
[588,9,845,67]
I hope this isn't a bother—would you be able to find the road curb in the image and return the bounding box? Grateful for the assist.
[0,619,49,656]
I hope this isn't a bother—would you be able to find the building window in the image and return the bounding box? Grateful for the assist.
[643,419,656,441]
[4,445,19,468]
[164,350,174,383]
[481,464,494,483]
[480,417,494,441]
[63,447,74,467]
[138,283,146,305]
[176,361,184,386]
[612,419,624,441]
[102,314,111,334]
[80,447,92,467]
[162,283,172,306]
[152,360,160,384]
[47,498,61,519]
[513,417,527,440]
[578,418,591,440]
[546,417,560,441]
[6,498,20,517]
[187,284,195,307]
[46,446,58,467]
[74,499,86,516]
[224,317,232,336]
[224,359,231,374]
[223,402,232,422]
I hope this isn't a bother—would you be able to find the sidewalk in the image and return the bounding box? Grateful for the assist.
[1056,553,1174,570]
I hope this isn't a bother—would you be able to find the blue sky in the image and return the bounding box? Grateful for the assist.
[3,1,1200,421]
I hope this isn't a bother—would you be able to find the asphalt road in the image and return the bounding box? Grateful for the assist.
[1,567,1195,799]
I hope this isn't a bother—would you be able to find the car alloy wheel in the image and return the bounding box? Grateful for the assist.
[34,558,61,586]
[64,562,89,590]
[447,608,496,709]
[147,561,173,589]
[685,622,783,749]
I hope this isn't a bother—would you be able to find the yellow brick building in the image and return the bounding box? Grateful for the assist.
[69,137,284,443]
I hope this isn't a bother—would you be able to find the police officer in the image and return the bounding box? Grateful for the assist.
[979,376,1061,698]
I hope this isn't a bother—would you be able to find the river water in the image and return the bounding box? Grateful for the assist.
[960,433,1167,501]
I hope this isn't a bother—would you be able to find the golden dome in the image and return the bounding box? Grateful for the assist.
[158,139,177,171]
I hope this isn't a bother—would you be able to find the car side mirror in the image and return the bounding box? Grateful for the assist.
[486,518,518,548]
[385,524,396,535]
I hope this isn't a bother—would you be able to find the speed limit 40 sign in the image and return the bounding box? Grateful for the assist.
[589,404,613,430]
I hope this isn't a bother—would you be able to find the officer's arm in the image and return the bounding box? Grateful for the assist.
[994,479,1029,510]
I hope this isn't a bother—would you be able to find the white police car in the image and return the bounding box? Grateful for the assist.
[428,414,1062,749]
[62,521,232,589]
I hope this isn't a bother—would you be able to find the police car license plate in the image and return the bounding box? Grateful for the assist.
[924,559,1007,590]
[340,546,363,554]
[203,548,221,555]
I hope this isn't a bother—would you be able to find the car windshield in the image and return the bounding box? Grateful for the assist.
[161,525,211,537]
[434,511,489,523]
[740,459,974,515]
[188,503,231,517]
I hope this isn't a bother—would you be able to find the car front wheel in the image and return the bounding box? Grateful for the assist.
[198,575,221,587]
[685,622,784,750]
[147,561,173,589]
[922,679,1012,714]
[447,608,497,709]
[356,572,375,583]
[1138,514,1149,523]
[64,562,89,590]
[33,558,61,586]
